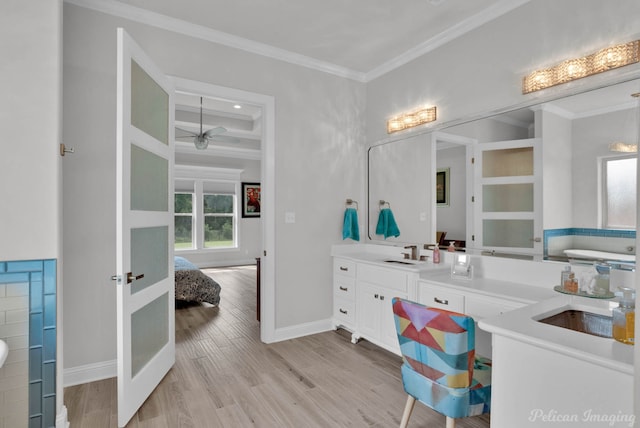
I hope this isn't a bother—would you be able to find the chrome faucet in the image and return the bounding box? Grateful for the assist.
[404,245,418,260]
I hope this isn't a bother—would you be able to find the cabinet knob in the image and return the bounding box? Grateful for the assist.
[339,286,348,291]
[374,294,379,299]
[380,295,385,301]
[434,297,449,305]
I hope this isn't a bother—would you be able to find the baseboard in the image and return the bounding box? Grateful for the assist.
[64,359,116,387]
[56,405,70,428]
[272,318,333,342]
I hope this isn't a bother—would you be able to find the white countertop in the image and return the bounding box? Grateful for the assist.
[332,245,450,273]
[479,295,633,375]
[419,269,557,305]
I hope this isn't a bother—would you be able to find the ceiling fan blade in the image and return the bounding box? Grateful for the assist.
[204,126,227,137]
[175,127,197,137]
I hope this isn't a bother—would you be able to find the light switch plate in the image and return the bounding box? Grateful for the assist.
[285,212,296,223]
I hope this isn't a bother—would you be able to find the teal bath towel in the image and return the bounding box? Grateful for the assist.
[376,208,400,239]
[342,207,360,241]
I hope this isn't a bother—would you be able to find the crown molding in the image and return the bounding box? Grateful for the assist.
[364,0,531,82]
[64,0,367,81]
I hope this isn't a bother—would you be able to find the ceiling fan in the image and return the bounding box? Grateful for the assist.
[175,97,238,150]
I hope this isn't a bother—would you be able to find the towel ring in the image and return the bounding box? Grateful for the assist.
[379,200,391,209]
[346,198,359,210]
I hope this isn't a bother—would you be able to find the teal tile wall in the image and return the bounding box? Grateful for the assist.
[0,259,56,428]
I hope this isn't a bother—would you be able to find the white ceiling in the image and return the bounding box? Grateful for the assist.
[73,0,529,80]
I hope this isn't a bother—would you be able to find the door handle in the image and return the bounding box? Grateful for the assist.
[530,237,542,242]
[127,272,145,284]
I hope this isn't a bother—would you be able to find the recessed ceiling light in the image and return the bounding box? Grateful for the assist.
[233,104,242,109]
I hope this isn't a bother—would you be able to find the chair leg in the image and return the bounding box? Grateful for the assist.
[445,416,456,428]
[399,395,416,428]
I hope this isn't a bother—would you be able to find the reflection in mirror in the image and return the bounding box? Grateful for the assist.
[367,133,431,243]
[368,77,639,262]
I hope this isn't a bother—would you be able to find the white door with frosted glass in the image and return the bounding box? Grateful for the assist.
[473,138,542,255]
[116,28,175,427]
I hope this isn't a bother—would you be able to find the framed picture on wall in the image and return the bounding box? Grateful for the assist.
[436,168,450,206]
[241,182,261,217]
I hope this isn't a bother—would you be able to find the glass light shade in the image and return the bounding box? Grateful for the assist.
[194,135,208,150]
[523,40,640,94]
[387,106,437,134]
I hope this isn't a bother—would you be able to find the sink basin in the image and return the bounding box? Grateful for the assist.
[0,339,7,368]
[538,309,612,338]
[383,259,418,265]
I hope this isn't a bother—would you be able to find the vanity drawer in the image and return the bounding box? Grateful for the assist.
[357,264,407,292]
[419,285,465,312]
[334,277,355,300]
[334,297,356,325]
[334,258,356,278]
[465,296,522,320]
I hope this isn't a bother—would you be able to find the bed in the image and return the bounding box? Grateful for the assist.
[174,256,221,306]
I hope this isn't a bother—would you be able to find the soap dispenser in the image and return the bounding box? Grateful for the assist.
[613,287,635,345]
[432,244,441,264]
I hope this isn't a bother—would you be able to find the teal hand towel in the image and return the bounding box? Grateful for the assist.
[342,207,360,241]
[376,208,400,239]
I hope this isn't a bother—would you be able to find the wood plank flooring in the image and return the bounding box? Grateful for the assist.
[65,265,491,427]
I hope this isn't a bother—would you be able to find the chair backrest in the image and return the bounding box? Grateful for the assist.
[392,297,476,388]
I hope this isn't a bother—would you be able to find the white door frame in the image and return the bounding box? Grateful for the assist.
[170,77,276,342]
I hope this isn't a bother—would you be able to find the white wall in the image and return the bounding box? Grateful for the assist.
[0,1,61,261]
[62,4,365,373]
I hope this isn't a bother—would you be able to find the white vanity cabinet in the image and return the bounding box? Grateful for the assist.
[332,255,423,355]
[332,258,357,331]
[355,263,409,353]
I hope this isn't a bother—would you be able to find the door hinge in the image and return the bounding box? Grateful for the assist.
[471,196,475,203]
[263,250,267,257]
[471,157,475,164]
[472,235,475,241]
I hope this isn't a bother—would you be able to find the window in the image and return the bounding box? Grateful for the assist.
[602,155,636,229]
[173,178,238,251]
[174,193,193,249]
[203,194,235,248]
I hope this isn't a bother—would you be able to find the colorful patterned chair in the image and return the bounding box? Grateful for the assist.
[392,298,492,428]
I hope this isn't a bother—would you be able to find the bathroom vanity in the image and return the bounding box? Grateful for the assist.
[480,296,634,427]
[332,245,447,354]
[333,244,635,427]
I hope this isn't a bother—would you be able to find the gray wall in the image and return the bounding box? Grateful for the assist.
[365,0,640,144]
[62,4,365,373]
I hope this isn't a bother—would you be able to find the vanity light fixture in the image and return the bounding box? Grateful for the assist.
[522,40,640,94]
[387,106,437,133]
[608,142,638,153]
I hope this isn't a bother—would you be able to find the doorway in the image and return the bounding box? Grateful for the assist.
[172,77,275,343]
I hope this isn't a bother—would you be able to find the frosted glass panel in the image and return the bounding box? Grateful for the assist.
[483,220,534,248]
[483,184,533,212]
[131,226,168,294]
[131,144,168,212]
[131,60,168,145]
[131,293,169,377]
[483,147,533,177]
[606,157,636,228]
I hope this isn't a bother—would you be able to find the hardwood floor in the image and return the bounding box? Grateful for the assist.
[65,265,490,427]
